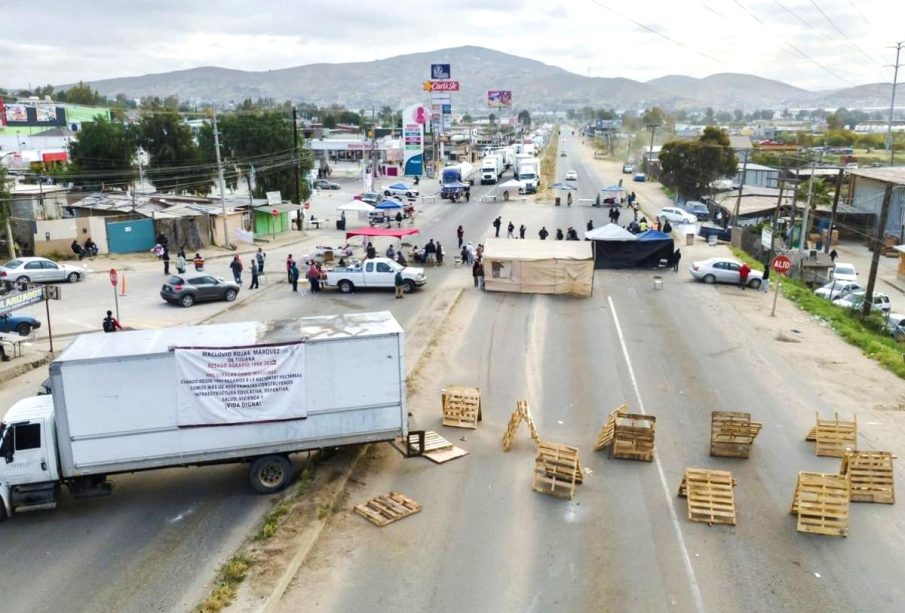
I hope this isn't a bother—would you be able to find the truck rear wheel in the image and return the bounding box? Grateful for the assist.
[249,455,293,494]
[338,280,354,293]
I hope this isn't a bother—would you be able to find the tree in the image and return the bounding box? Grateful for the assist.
[704,107,715,124]
[716,111,733,124]
[67,116,138,189]
[796,178,833,207]
[826,113,843,131]
[659,127,739,199]
[461,114,473,124]
[378,106,394,125]
[489,113,497,126]
[517,110,532,127]
[59,81,102,106]
[137,105,213,194]
[322,113,337,129]
[734,109,744,122]
[642,107,665,127]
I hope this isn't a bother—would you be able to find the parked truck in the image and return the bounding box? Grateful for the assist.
[323,257,426,293]
[0,312,413,519]
[516,157,540,193]
[480,155,503,184]
[440,162,476,199]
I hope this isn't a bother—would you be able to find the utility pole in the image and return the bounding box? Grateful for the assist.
[292,107,302,232]
[799,160,817,252]
[646,123,658,179]
[789,166,799,249]
[732,150,749,225]
[212,111,229,248]
[825,168,844,253]
[886,42,903,167]
[861,184,894,318]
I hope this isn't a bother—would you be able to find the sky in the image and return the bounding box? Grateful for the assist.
[2,0,903,91]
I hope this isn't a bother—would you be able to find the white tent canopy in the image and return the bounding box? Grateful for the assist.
[337,200,375,212]
[584,223,636,241]
[498,179,524,188]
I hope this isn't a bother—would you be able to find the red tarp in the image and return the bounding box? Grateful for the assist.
[345,227,420,239]
[42,152,68,162]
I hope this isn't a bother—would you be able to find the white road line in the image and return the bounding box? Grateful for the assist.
[607,295,706,613]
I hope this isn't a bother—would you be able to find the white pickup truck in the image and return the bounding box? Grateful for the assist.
[323,257,427,294]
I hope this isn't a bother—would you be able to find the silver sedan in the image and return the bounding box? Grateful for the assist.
[689,257,763,288]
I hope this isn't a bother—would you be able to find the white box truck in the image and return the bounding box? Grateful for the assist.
[480,155,503,184]
[517,157,541,193]
[0,312,413,519]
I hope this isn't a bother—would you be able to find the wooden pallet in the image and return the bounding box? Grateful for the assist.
[441,386,483,429]
[532,441,581,499]
[790,472,850,537]
[424,445,469,464]
[610,413,656,462]
[354,492,422,527]
[502,400,541,451]
[841,451,895,504]
[805,427,816,442]
[814,412,857,457]
[677,468,737,526]
[710,411,762,458]
[593,403,628,451]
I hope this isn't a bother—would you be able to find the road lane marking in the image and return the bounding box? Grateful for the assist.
[607,295,706,613]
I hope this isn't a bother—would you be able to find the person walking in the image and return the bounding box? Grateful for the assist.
[249,260,259,289]
[457,225,464,248]
[760,264,770,293]
[829,248,838,262]
[493,216,502,238]
[286,255,295,283]
[193,252,205,271]
[539,226,549,240]
[613,208,621,224]
[395,211,403,228]
[587,219,594,232]
[673,248,682,272]
[162,246,170,275]
[290,261,300,292]
[230,255,243,284]
[738,262,751,289]
[465,188,471,203]
[307,261,320,293]
[102,310,123,333]
[255,248,266,274]
[394,269,405,299]
[519,224,526,239]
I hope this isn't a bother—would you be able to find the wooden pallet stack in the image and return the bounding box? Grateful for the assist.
[502,400,541,451]
[841,451,896,504]
[593,404,628,451]
[678,468,737,526]
[610,413,656,462]
[790,471,850,537]
[710,411,762,458]
[441,386,483,429]
[532,441,582,499]
[806,413,857,457]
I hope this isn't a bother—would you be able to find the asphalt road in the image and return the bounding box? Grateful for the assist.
[277,133,905,612]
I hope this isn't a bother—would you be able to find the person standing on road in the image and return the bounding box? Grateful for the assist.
[162,246,170,275]
[673,248,681,272]
[230,255,243,284]
[613,208,621,225]
[249,260,259,289]
[472,258,480,288]
[286,255,294,283]
[539,226,549,240]
[830,248,838,262]
[507,221,515,239]
[394,269,405,299]
[290,261,300,292]
[307,261,320,293]
[738,262,751,289]
[476,258,485,290]
[256,248,266,274]
[102,310,123,333]
[587,219,594,232]
[395,211,403,228]
[176,250,187,274]
[457,225,464,248]
[465,188,471,203]
[761,264,770,293]
[493,216,502,237]
[193,253,205,271]
[436,242,444,265]
[555,228,564,240]
[519,224,526,239]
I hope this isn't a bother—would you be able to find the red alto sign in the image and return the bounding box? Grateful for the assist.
[430,81,460,92]
[772,254,792,274]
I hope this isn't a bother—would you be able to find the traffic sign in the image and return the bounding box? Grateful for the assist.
[772,254,792,275]
[271,208,279,217]
[109,268,118,286]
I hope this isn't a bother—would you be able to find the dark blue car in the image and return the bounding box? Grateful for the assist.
[0,312,41,336]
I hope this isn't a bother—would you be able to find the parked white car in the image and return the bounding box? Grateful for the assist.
[658,207,697,225]
[1,256,87,288]
[565,170,578,181]
[689,257,764,288]
[833,291,891,313]
[814,280,864,301]
[832,262,858,283]
[383,182,419,198]
[886,313,905,339]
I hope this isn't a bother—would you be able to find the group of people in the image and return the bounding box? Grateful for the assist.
[286,254,325,294]
[70,238,99,260]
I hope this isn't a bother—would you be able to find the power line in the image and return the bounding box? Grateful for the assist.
[807,0,883,66]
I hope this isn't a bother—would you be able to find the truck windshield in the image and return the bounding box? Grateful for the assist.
[519,173,536,180]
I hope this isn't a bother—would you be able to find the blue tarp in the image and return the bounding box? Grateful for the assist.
[635,230,672,241]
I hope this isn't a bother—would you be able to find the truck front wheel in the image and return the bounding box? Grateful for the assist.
[249,455,293,494]
[403,280,416,293]
[338,280,354,294]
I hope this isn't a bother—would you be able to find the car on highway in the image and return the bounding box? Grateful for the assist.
[565,170,578,181]
[313,179,341,190]
[886,313,905,339]
[814,280,864,301]
[657,206,698,225]
[689,257,764,289]
[0,256,86,289]
[383,182,419,198]
[0,312,41,336]
[833,291,891,313]
[622,163,635,174]
[831,262,858,283]
[684,200,710,221]
[160,273,240,307]
[354,192,381,205]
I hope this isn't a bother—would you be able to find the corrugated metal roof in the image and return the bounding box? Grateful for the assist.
[846,167,905,184]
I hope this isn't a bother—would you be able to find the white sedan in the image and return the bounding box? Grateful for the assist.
[832,262,858,284]
[658,206,697,225]
[565,170,578,181]
[383,182,419,198]
[1,256,87,288]
[814,280,863,301]
[833,291,891,313]
[689,257,763,288]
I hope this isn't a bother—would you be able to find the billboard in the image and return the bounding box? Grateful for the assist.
[402,104,426,177]
[487,90,513,108]
[431,64,451,79]
[429,81,460,92]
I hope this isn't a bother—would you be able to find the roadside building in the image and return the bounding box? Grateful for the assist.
[847,167,905,241]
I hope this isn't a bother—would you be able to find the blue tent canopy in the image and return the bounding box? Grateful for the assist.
[635,230,672,241]
[375,198,404,209]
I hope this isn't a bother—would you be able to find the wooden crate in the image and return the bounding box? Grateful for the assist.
[532,441,581,499]
[502,400,540,452]
[814,413,857,457]
[677,468,737,526]
[841,451,895,504]
[441,386,483,429]
[790,472,850,537]
[610,413,656,462]
[593,403,628,451]
[355,492,421,527]
[710,411,762,458]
